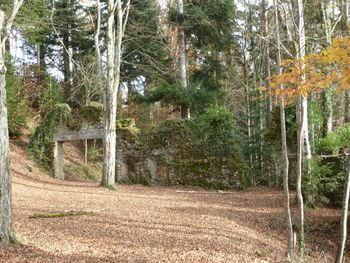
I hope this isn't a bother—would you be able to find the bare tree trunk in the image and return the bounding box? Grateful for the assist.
[84,140,88,164]
[321,1,333,135]
[177,0,190,119]
[295,0,310,253]
[342,0,350,124]
[336,151,350,263]
[0,0,24,246]
[94,0,104,105]
[0,11,12,246]
[63,30,70,100]
[274,0,294,258]
[102,0,130,188]
[261,0,272,128]
[102,0,117,187]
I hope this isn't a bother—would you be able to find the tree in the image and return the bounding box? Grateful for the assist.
[0,0,24,246]
[295,0,310,253]
[273,0,294,258]
[101,0,130,187]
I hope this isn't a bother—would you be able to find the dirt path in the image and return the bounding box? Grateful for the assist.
[0,143,341,262]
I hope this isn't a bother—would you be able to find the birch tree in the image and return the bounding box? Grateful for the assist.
[101,0,130,187]
[274,0,294,257]
[295,0,310,253]
[0,0,24,245]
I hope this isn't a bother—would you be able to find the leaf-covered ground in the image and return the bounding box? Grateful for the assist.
[0,142,345,262]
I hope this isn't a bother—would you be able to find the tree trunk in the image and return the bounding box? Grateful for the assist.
[274,0,294,257]
[335,152,350,263]
[342,0,350,124]
[296,0,310,253]
[102,0,130,188]
[321,1,333,135]
[63,30,70,101]
[0,10,12,246]
[177,0,190,119]
[0,1,24,245]
[102,0,117,187]
[261,0,272,128]
[94,0,104,106]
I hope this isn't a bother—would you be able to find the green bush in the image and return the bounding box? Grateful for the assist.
[306,127,350,207]
[302,159,344,207]
[316,125,350,155]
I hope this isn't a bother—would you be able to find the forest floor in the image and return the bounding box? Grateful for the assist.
[0,135,346,262]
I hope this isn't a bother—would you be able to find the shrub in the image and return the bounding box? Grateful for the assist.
[302,159,344,207]
[307,127,350,207]
[315,125,350,155]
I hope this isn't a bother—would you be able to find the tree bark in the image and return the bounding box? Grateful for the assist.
[177,0,190,119]
[261,0,272,128]
[335,152,350,263]
[94,0,104,105]
[274,0,294,258]
[342,0,350,124]
[0,0,24,246]
[321,1,333,135]
[102,0,130,187]
[0,11,12,246]
[295,0,310,253]
[63,30,71,101]
[102,0,117,187]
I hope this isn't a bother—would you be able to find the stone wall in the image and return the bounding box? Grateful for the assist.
[115,126,243,189]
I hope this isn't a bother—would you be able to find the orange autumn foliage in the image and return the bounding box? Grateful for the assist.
[261,37,350,100]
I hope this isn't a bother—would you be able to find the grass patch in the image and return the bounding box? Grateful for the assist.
[29,210,96,219]
[69,163,100,181]
[106,184,116,191]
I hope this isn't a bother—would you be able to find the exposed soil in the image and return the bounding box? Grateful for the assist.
[0,137,346,262]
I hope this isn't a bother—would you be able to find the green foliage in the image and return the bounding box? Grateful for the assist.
[169,0,236,50]
[69,163,99,181]
[302,159,344,207]
[87,145,103,162]
[81,102,104,123]
[28,102,72,169]
[122,0,172,83]
[315,126,350,155]
[6,59,29,137]
[106,185,116,191]
[265,105,297,148]
[147,106,244,160]
[137,81,218,116]
[194,107,241,157]
[304,127,350,207]
[147,118,194,152]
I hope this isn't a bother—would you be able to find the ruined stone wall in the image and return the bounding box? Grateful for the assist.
[115,120,244,190]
